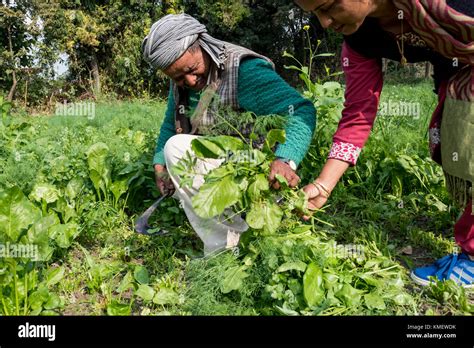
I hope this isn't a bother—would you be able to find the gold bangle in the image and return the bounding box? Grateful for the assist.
[315,180,331,195]
[311,182,330,199]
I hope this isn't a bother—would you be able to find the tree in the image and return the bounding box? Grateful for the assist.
[1,0,345,104]
[0,0,41,101]
[39,0,168,99]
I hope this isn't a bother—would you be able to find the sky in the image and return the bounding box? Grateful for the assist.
[4,0,70,78]
[53,54,69,77]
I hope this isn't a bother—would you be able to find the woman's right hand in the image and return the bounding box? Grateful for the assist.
[154,164,175,196]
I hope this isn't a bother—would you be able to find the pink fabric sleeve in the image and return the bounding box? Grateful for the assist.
[328,41,384,165]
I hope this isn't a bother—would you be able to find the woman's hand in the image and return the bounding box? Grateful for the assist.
[268,159,300,189]
[154,164,175,196]
[300,158,351,220]
[302,182,330,221]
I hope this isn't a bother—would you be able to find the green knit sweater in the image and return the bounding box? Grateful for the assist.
[153,58,316,166]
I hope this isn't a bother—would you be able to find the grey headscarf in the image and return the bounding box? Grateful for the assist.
[141,13,226,71]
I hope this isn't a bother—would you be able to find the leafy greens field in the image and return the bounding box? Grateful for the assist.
[1,81,473,316]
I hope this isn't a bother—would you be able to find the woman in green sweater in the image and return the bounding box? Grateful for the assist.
[142,13,316,254]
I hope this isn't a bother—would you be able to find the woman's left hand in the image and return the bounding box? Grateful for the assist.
[301,183,329,221]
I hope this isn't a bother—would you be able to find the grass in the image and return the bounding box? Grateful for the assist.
[1,81,473,316]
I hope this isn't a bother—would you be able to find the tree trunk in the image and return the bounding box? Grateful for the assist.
[6,25,18,102]
[90,53,101,97]
[24,78,28,106]
[424,62,432,78]
[382,58,389,73]
[7,73,17,102]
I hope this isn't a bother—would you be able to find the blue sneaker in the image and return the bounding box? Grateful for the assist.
[411,252,474,288]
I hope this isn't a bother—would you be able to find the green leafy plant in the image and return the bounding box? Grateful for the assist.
[0,93,468,317]
[282,28,345,181]
[1,95,12,125]
[173,129,307,235]
[0,186,77,315]
[283,30,344,146]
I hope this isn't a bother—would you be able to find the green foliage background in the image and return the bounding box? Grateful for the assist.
[0,0,344,106]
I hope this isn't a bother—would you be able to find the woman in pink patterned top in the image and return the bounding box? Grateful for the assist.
[294,0,474,287]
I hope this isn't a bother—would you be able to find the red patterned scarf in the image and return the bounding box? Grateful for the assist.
[393,0,474,66]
